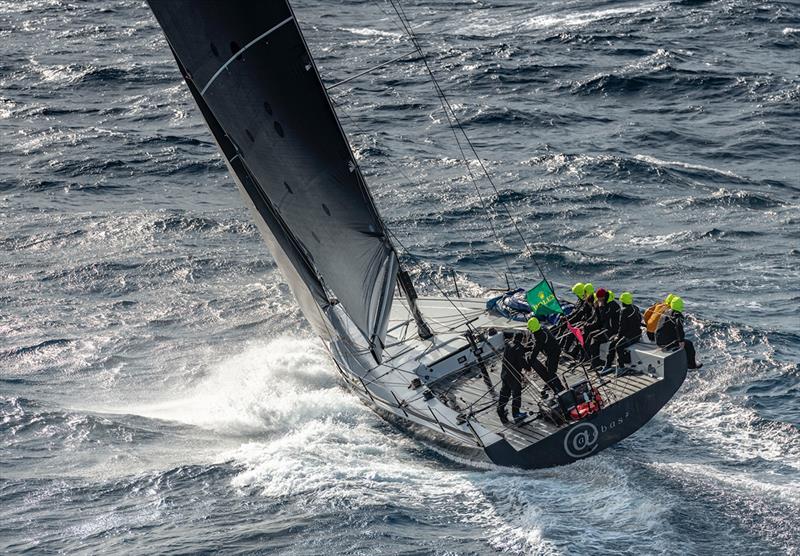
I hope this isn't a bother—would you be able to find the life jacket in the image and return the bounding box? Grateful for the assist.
[559,380,604,421]
[569,396,602,421]
[644,302,669,333]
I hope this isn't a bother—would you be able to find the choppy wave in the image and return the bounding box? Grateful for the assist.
[2,0,799,553]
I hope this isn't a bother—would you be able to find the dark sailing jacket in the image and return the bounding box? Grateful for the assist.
[617,304,643,339]
[502,338,529,384]
[655,309,685,346]
[585,302,611,331]
[567,298,593,324]
[530,327,561,359]
[606,300,621,334]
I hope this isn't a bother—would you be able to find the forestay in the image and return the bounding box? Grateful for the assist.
[148,1,398,356]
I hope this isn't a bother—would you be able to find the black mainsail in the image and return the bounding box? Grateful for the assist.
[148,1,399,358]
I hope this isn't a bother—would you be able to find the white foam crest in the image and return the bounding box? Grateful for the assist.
[634,153,746,180]
[0,98,15,119]
[618,47,673,75]
[765,83,800,104]
[228,427,565,554]
[454,2,663,37]
[227,422,682,554]
[655,461,800,506]
[228,421,420,497]
[628,230,695,246]
[341,27,403,39]
[663,324,800,470]
[646,460,800,552]
[526,153,618,178]
[27,59,92,85]
[124,337,363,436]
[521,2,663,31]
[492,459,677,549]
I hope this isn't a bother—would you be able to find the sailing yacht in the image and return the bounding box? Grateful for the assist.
[146,1,687,469]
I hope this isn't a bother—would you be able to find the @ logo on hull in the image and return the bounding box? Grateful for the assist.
[564,422,599,459]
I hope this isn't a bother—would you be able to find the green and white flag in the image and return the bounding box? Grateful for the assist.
[526,280,563,318]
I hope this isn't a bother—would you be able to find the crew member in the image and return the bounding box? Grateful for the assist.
[527,317,566,395]
[605,291,643,369]
[568,282,595,327]
[497,332,528,424]
[572,282,585,301]
[585,288,612,369]
[644,293,674,341]
[554,282,586,359]
[605,290,621,335]
[559,282,595,361]
[655,297,703,369]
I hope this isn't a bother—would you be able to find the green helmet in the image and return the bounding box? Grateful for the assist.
[670,297,684,312]
[607,290,615,303]
[527,317,541,333]
[620,292,633,305]
[583,283,595,299]
[571,282,585,298]
[665,293,675,305]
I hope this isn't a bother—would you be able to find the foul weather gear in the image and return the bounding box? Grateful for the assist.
[605,303,644,367]
[655,308,700,369]
[529,327,565,393]
[498,335,527,421]
[605,299,621,335]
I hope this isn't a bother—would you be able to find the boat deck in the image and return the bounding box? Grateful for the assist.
[432,358,660,450]
[383,295,668,452]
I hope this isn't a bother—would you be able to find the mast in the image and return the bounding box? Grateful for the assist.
[397,269,433,339]
[147,0,431,359]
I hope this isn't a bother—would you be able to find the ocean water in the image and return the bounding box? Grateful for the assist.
[1,0,799,554]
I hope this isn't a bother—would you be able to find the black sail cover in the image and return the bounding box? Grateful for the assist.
[148,1,399,356]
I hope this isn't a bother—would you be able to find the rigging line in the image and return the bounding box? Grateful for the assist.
[328,96,509,288]
[390,1,552,285]
[386,228,478,334]
[385,0,517,288]
[326,48,418,90]
[389,2,588,358]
